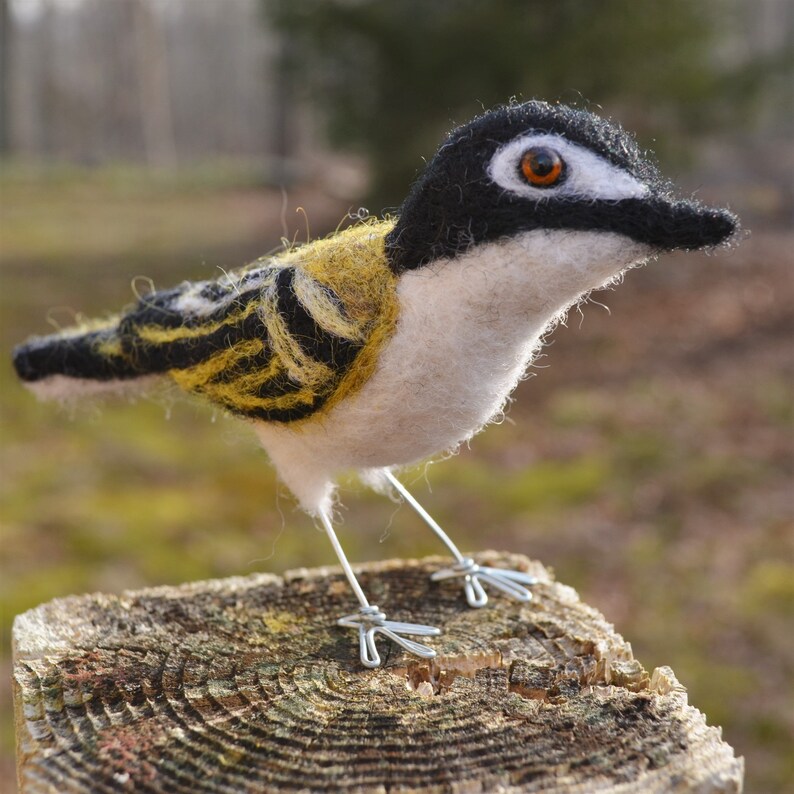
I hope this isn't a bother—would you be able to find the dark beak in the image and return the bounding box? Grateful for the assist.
[514,195,740,256]
[617,196,739,251]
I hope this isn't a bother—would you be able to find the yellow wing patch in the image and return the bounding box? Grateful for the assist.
[134,219,399,423]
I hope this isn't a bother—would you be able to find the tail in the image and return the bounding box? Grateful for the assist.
[12,321,155,400]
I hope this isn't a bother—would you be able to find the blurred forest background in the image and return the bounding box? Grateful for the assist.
[0,0,792,790]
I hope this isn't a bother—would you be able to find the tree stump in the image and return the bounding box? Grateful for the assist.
[13,552,743,793]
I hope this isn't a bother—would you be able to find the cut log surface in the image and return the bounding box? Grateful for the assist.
[13,552,743,793]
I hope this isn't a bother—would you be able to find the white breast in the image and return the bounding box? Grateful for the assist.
[255,230,650,513]
[321,251,550,467]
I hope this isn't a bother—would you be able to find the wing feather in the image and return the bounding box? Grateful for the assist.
[13,219,398,420]
[121,262,366,422]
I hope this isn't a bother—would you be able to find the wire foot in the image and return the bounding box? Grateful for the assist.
[431,557,538,608]
[337,606,440,669]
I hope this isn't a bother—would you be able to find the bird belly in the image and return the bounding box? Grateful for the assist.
[254,239,560,509]
[320,324,536,468]
[255,326,534,512]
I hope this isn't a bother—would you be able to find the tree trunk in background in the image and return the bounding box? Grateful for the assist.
[0,0,9,155]
[132,0,176,168]
[271,30,294,185]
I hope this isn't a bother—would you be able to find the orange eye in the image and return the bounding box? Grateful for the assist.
[520,147,564,187]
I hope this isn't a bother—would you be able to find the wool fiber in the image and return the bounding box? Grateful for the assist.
[255,229,652,514]
[14,221,399,424]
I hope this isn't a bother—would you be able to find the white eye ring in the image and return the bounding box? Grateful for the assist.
[488,133,649,201]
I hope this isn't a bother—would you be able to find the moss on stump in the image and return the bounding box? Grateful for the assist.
[13,552,743,792]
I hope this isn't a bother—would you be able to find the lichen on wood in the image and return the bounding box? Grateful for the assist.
[13,552,743,793]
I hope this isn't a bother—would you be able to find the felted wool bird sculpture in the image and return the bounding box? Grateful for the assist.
[13,101,738,668]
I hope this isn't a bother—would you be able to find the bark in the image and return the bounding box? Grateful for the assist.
[13,552,743,793]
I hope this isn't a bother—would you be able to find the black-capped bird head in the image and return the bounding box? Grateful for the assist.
[386,101,738,273]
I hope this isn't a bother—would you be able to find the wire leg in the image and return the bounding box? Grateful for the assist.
[383,470,465,563]
[384,470,538,608]
[319,508,440,668]
[319,509,370,608]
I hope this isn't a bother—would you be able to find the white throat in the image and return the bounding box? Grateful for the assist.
[394,228,652,378]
